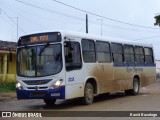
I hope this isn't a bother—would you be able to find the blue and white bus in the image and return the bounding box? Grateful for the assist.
[16,31,156,105]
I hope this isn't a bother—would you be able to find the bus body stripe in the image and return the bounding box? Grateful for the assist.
[114,63,156,67]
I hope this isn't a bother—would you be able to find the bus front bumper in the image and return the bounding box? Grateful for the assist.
[16,86,65,99]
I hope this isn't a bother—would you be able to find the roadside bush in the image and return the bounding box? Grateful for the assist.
[0,78,16,91]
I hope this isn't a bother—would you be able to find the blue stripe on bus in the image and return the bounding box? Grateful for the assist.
[114,63,156,67]
[16,86,65,100]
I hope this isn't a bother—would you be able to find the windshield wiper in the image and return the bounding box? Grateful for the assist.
[38,43,50,56]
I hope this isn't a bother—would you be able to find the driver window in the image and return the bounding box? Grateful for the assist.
[64,41,82,71]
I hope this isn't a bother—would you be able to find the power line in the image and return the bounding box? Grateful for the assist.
[23,0,86,25]
[133,35,160,41]
[14,0,160,41]
[1,9,27,34]
[15,0,88,31]
[15,0,85,22]
[20,0,159,33]
[2,2,48,30]
[52,0,160,30]
[16,0,160,33]
[0,15,12,25]
[89,19,160,33]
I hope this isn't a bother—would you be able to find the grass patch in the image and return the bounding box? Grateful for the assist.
[0,80,16,92]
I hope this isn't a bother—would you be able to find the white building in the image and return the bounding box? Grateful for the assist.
[156,60,160,78]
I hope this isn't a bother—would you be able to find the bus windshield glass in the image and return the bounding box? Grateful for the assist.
[17,44,62,77]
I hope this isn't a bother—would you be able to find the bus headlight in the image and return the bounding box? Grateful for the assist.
[16,82,23,90]
[51,79,63,89]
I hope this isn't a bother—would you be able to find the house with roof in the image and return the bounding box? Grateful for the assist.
[0,40,17,81]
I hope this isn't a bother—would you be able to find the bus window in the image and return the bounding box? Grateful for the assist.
[64,41,82,71]
[111,43,123,64]
[135,46,144,64]
[124,45,135,63]
[17,44,62,77]
[96,41,111,63]
[144,47,154,64]
[82,39,96,63]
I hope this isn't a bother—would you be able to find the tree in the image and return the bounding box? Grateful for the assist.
[154,14,160,26]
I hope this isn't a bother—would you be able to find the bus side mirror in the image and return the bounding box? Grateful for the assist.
[9,51,12,62]
[64,42,74,51]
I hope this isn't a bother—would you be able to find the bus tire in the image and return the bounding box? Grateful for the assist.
[43,99,56,105]
[125,78,140,95]
[83,82,94,105]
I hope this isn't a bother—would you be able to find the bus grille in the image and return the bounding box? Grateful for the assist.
[27,87,48,90]
[22,79,52,85]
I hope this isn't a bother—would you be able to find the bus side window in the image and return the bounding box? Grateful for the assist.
[82,39,96,63]
[96,41,111,63]
[135,46,144,64]
[124,45,135,64]
[144,47,154,64]
[111,43,123,64]
[64,41,82,71]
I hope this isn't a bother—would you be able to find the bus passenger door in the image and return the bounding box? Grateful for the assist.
[64,41,84,99]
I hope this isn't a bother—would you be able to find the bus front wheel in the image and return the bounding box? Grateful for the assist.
[43,99,56,105]
[83,82,94,105]
[125,78,140,95]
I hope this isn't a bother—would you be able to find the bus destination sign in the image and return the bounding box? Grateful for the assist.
[30,35,49,42]
[18,32,61,46]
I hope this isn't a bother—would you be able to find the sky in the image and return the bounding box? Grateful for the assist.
[0,0,160,59]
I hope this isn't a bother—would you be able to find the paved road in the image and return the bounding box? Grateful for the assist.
[0,80,160,120]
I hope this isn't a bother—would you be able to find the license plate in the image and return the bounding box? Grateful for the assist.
[29,92,45,97]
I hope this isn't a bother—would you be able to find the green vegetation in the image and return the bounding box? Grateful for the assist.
[0,79,16,92]
[154,15,160,26]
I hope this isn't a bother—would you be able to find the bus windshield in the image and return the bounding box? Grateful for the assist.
[17,44,62,77]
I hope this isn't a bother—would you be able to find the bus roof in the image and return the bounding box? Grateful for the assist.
[22,30,153,48]
[60,30,153,48]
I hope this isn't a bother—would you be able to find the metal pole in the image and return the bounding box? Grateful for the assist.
[101,19,103,36]
[86,14,88,33]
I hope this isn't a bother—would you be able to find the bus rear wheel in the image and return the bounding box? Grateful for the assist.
[43,99,56,105]
[125,78,140,95]
[83,82,94,105]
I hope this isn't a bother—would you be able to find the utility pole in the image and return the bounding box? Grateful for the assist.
[97,19,103,36]
[86,14,88,33]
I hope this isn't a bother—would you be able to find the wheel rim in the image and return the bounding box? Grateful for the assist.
[133,80,139,93]
[86,88,93,100]
[86,86,93,102]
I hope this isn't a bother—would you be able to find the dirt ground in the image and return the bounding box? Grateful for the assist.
[1,79,160,102]
[0,79,160,120]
